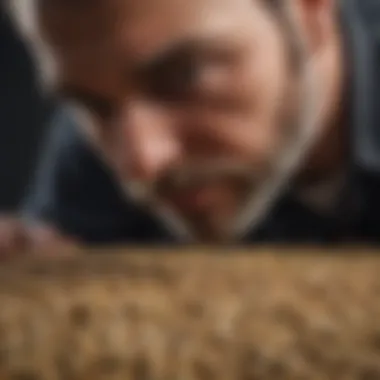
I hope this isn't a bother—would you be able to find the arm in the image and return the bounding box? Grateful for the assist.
[21,109,142,244]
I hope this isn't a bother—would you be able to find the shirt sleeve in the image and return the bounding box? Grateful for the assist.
[20,109,144,243]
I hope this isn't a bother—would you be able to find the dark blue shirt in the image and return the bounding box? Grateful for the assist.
[22,0,380,244]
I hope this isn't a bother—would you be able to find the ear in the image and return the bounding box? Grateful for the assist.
[291,0,335,53]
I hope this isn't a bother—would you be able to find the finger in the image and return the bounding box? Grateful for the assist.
[27,225,82,258]
[0,218,27,259]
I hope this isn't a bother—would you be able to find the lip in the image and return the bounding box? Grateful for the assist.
[158,176,251,214]
[166,185,216,212]
[163,178,244,214]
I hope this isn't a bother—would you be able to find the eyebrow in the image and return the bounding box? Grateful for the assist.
[54,42,199,99]
[135,37,213,73]
[55,38,217,102]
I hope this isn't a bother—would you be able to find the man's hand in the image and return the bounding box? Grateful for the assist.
[0,215,81,260]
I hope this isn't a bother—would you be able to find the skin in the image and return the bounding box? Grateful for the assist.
[25,0,345,242]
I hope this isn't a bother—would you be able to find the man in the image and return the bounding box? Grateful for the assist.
[1,0,380,252]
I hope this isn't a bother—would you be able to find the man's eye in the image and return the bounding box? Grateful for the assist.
[143,57,203,101]
[84,101,115,121]
[142,49,237,103]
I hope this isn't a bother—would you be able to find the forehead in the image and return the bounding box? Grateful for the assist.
[38,0,262,63]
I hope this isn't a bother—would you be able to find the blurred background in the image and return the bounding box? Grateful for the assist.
[0,6,54,212]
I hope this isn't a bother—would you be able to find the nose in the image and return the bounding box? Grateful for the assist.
[116,100,182,182]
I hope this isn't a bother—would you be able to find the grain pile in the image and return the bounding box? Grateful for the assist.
[0,247,379,380]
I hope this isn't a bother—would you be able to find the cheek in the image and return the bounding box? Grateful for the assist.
[239,63,291,160]
[194,29,290,161]
[183,109,283,167]
[188,62,290,163]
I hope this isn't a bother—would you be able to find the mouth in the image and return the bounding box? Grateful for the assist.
[165,184,220,213]
[157,176,253,216]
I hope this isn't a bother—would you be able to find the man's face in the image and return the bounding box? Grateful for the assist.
[38,0,321,241]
